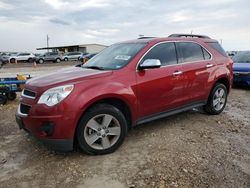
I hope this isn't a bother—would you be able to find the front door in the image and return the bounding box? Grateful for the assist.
[136,42,184,118]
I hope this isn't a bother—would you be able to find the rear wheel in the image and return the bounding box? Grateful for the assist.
[77,104,127,155]
[55,58,61,63]
[10,58,15,63]
[6,92,17,101]
[204,83,228,115]
[64,58,68,61]
[0,94,7,105]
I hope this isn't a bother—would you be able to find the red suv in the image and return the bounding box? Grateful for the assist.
[16,34,233,154]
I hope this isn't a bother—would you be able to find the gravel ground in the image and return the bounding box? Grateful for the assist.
[0,64,249,188]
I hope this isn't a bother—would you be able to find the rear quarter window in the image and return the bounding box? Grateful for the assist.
[206,42,227,57]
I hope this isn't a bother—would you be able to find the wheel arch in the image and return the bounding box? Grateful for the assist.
[73,96,134,146]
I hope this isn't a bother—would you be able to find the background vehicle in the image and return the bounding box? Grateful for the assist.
[16,34,233,155]
[9,52,35,63]
[79,53,97,63]
[36,52,62,63]
[0,74,30,105]
[0,54,9,67]
[233,51,250,87]
[63,52,86,61]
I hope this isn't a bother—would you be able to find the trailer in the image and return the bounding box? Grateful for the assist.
[0,75,31,105]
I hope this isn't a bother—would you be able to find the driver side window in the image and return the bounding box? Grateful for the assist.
[142,42,177,66]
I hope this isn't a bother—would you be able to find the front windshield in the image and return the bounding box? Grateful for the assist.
[82,43,146,70]
[233,52,250,63]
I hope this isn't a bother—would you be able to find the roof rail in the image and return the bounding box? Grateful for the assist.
[168,34,211,39]
[137,37,156,39]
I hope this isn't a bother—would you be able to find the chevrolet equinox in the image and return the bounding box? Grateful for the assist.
[16,34,233,155]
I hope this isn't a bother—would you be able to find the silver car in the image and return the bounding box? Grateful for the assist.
[63,52,85,61]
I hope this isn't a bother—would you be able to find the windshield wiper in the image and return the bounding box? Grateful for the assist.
[82,66,105,70]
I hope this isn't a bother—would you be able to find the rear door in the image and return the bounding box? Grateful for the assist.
[176,42,213,104]
[136,42,185,118]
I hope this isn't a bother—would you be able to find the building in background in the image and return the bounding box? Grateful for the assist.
[36,43,108,53]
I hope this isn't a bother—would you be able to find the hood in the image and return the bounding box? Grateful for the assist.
[26,66,112,88]
[233,63,250,72]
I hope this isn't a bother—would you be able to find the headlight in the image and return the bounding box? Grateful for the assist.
[38,85,74,106]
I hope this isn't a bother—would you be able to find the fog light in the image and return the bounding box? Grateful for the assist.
[40,122,54,136]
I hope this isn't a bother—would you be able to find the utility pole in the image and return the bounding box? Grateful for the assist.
[46,34,50,52]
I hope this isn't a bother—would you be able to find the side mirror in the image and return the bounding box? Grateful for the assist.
[139,59,161,70]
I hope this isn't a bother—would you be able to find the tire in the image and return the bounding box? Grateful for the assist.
[204,83,228,115]
[28,58,33,63]
[64,58,68,61]
[55,58,61,63]
[0,94,7,105]
[6,92,17,101]
[10,58,15,63]
[38,59,44,64]
[76,104,127,155]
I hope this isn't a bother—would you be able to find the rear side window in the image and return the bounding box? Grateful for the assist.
[207,42,227,57]
[142,42,177,66]
[177,42,205,62]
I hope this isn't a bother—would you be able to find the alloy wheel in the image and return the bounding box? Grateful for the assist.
[84,114,121,150]
[213,88,226,111]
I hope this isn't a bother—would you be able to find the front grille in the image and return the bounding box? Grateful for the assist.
[20,103,31,115]
[23,89,36,99]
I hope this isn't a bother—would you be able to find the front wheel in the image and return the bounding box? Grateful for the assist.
[204,83,228,115]
[38,59,44,64]
[76,104,127,155]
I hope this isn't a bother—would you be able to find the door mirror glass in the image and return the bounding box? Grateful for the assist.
[139,59,161,70]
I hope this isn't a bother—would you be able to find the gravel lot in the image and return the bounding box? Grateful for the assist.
[0,63,249,188]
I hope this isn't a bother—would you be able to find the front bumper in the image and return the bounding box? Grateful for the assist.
[16,114,73,151]
[233,72,250,86]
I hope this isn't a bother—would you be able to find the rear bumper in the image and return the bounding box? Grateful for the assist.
[16,114,74,152]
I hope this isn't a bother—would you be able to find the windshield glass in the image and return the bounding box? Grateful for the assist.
[82,43,146,70]
[233,52,250,63]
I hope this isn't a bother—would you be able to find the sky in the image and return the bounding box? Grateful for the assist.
[0,0,249,52]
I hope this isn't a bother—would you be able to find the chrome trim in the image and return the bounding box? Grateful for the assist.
[136,40,213,71]
[206,64,214,68]
[21,89,36,100]
[173,71,183,76]
[233,71,250,75]
[17,104,28,117]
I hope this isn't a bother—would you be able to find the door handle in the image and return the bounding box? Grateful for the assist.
[173,71,183,76]
[206,64,213,68]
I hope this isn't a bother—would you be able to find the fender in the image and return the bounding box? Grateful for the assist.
[73,81,138,127]
[206,65,231,99]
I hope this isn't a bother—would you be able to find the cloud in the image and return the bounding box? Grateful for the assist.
[50,18,71,26]
[44,0,112,11]
[0,0,249,52]
[0,1,13,10]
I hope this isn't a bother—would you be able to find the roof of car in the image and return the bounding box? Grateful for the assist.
[120,34,217,44]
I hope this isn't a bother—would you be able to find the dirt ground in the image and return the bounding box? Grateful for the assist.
[0,64,249,188]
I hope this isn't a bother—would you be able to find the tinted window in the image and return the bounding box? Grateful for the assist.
[207,42,227,57]
[202,48,211,60]
[178,42,204,62]
[233,52,250,63]
[142,43,177,66]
